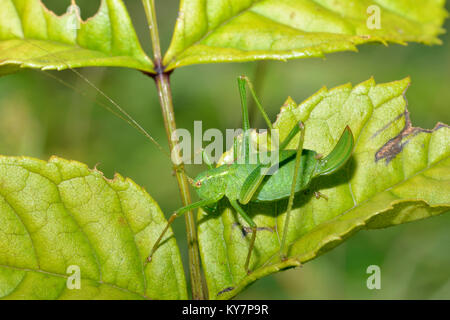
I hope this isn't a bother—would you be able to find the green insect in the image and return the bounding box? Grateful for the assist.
[148,76,354,274]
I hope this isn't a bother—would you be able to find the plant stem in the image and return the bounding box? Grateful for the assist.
[142,0,205,300]
[142,0,162,62]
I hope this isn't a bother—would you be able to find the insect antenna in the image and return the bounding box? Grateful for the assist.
[40,70,170,159]
[41,66,200,184]
[21,38,171,160]
[40,66,201,184]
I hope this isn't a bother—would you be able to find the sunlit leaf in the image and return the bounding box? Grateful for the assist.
[0,156,186,300]
[198,78,450,299]
[164,0,447,70]
[0,0,153,74]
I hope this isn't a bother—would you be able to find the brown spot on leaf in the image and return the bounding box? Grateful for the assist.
[375,108,448,164]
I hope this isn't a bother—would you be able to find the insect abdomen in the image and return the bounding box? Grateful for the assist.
[253,149,318,202]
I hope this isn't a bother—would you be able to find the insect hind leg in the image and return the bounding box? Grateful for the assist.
[279,121,305,260]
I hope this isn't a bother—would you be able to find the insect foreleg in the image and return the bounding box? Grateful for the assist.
[229,199,257,274]
[147,196,222,263]
[280,121,305,260]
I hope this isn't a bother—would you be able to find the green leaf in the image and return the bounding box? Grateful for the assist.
[198,77,450,299]
[164,0,448,70]
[0,156,186,300]
[0,0,154,74]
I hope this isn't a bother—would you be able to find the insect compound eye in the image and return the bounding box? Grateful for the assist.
[195,181,202,188]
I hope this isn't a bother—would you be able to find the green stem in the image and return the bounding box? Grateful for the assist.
[142,0,205,300]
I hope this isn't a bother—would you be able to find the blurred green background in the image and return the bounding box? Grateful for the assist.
[0,0,449,299]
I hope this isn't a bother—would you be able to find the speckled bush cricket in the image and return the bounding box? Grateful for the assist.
[148,76,354,274]
[26,40,353,272]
